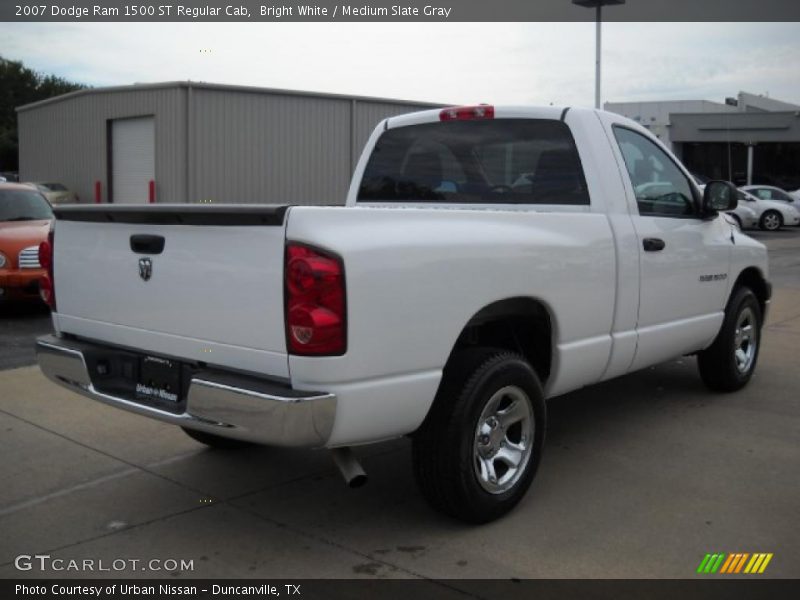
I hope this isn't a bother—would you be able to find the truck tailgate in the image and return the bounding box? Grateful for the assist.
[51,205,290,378]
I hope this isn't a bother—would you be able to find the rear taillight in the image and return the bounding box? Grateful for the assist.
[439,105,495,121]
[39,229,56,309]
[285,243,346,355]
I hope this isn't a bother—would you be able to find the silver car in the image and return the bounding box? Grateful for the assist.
[737,189,800,231]
[741,185,799,227]
[726,200,759,230]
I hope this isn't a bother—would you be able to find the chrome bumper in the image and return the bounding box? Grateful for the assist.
[36,335,336,447]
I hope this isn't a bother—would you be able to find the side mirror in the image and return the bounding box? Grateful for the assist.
[703,180,738,215]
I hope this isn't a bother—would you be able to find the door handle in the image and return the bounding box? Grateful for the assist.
[643,237,666,252]
[130,234,165,254]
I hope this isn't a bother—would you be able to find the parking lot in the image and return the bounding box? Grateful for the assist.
[1,228,798,581]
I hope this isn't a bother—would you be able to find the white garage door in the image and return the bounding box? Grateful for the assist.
[112,117,155,204]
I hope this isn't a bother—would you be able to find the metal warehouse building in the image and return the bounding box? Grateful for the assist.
[16,81,438,205]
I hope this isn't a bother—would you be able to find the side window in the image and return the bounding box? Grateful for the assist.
[755,188,790,202]
[613,126,697,217]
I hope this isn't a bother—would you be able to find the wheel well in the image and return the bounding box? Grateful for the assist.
[448,298,553,385]
[733,267,769,315]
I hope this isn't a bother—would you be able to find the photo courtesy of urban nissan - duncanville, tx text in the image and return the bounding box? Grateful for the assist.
[36,105,770,523]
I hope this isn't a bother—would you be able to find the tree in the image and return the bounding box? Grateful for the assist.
[0,57,87,172]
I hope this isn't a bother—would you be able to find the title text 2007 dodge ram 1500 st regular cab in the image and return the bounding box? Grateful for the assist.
[36,105,770,523]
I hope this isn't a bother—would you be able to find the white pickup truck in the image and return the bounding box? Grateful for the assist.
[37,105,770,523]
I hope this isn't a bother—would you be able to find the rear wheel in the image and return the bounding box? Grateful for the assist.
[412,348,546,523]
[181,427,254,449]
[759,210,782,231]
[697,287,762,392]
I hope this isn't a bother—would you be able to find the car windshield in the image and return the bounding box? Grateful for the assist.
[43,183,68,191]
[0,190,54,221]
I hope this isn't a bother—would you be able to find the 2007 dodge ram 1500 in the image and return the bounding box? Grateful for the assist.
[36,105,770,522]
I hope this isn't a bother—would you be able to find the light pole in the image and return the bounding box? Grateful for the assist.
[572,0,626,109]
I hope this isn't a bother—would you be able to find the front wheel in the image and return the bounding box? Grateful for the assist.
[697,287,762,392]
[759,210,783,231]
[412,349,546,523]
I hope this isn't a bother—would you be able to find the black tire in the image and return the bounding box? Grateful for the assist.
[181,427,254,449]
[412,348,546,523]
[759,210,783,231]
[697,287,762,392]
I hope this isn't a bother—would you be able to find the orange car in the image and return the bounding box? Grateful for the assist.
[0,183,54,303]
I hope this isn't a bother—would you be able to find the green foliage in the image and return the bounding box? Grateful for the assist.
[0,57,87,172]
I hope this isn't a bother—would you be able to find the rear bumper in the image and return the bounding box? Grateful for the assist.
[0,270,44,300]
[36,334,336,447]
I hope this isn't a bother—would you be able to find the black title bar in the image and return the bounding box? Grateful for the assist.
[3,0,800,22]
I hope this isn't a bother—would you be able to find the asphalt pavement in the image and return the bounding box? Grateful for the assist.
[0,301,50,370]
[1,228,798,582]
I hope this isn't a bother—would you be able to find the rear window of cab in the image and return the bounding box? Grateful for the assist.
[357,119,589,205]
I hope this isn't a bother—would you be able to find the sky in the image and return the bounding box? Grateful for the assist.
[2,22,800,108]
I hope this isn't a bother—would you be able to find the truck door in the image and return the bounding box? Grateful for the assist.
[610,125,733,371]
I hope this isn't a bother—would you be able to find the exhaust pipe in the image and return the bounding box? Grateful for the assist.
[330,447,367,488]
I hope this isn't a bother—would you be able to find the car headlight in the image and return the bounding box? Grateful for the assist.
[0,252,6,268]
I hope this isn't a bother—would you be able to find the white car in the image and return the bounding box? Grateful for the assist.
[725,202,759,230]
[36,106,770,523]
[741,185,799,226]
[737,189,800,231]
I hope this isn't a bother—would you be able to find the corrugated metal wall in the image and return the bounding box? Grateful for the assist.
[192,88,351,205]
[190,88,433,204]
[18,83,437,206]
[18,87,186,205]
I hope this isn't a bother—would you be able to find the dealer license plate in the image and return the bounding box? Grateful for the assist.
[136,355,181,403]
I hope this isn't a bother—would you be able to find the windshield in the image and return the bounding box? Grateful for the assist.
[358,119,589,205]
[0,190,54,221]
[43,183,68,191]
